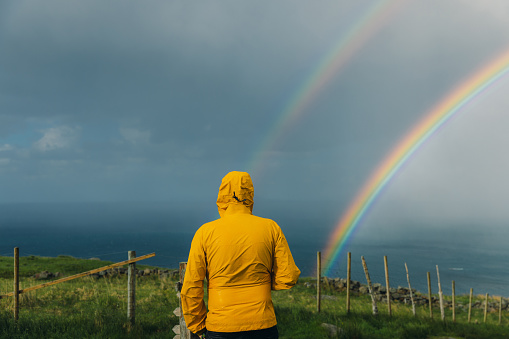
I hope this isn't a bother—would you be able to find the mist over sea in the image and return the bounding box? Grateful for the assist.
[2,203,509,298]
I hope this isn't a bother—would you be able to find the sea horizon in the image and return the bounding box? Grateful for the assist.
[2,202,509,298]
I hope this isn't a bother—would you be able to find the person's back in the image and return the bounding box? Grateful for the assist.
[181,171,301,338]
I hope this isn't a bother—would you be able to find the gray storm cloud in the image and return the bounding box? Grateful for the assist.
[1,0,509,234]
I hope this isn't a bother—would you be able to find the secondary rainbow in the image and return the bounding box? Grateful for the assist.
[323,48,509,276]
[247,0,404,175]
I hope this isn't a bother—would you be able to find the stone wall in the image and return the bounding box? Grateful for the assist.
[32,268,180,280]
[305,277,508,312]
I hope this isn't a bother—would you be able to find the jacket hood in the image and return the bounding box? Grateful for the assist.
[217,171,254,217]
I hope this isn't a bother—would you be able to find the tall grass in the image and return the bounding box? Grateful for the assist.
[1,273,179,338]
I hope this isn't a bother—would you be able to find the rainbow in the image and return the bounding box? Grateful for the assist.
[247,0,405,175]
[323,48,509,276]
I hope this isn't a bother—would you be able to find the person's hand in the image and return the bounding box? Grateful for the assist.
[191,328,206,338]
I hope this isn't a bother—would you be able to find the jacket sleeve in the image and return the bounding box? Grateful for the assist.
[181,228,207,334]
[272,224,301,290]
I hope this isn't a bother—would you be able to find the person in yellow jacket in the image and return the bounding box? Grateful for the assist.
[181,171,301,339]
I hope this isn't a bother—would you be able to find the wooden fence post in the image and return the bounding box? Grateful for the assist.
[484,293,489,323]
[317,251,321,313]
[498,296,502,325]
[127,251,136,326]
[14,247,19,322]
[405,263,415,316]
[436,265,445,321]
[427,272,433,319]
[452,280,456,323]
[361,256,378,316]
[468,288,473,323]
[346,252,351,313]
[178,262,192,339]
[500,296,503,325]
[384,256,391,316]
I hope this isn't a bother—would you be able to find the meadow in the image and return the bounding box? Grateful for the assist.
[1,255,509,338]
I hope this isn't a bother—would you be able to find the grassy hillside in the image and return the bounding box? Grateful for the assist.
[1,255,509,338]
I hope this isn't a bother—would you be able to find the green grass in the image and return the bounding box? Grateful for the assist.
[1,271,178,338]
[1,256,509,338]
[272,280,509,338]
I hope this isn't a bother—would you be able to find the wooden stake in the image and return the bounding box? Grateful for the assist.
[468,288,473,323]
[127,251,136,326]
[452,280,456,323]
[500,296,503,325]
[346,252,351,313]
[1,252,155,299]
[427,272,433,319]
[405,263,415,316]
[436,265,445,321]
[14,247,19,322]
[484,293,489,323]
[361,256,378,316]
[317,251,321,313]
[179,262,191,339]
[384,256,391,316]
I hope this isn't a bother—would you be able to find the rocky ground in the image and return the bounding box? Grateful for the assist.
[305,277,508,313]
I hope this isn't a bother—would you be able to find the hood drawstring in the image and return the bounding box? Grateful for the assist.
[233,192,247,203]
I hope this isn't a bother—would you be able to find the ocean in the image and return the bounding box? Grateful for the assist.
[1,203,508,298]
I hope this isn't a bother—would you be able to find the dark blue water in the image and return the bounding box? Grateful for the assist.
[332,232,509,298]
[1,203,508,297]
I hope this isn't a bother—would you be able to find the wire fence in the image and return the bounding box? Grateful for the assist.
[316,254,505,299]
[2,246,509,330]
[313,251,509,326]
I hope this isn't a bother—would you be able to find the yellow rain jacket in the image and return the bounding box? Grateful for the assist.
[181,171,301,334]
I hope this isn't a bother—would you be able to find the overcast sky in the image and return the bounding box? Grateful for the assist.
[2,1,509,233]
